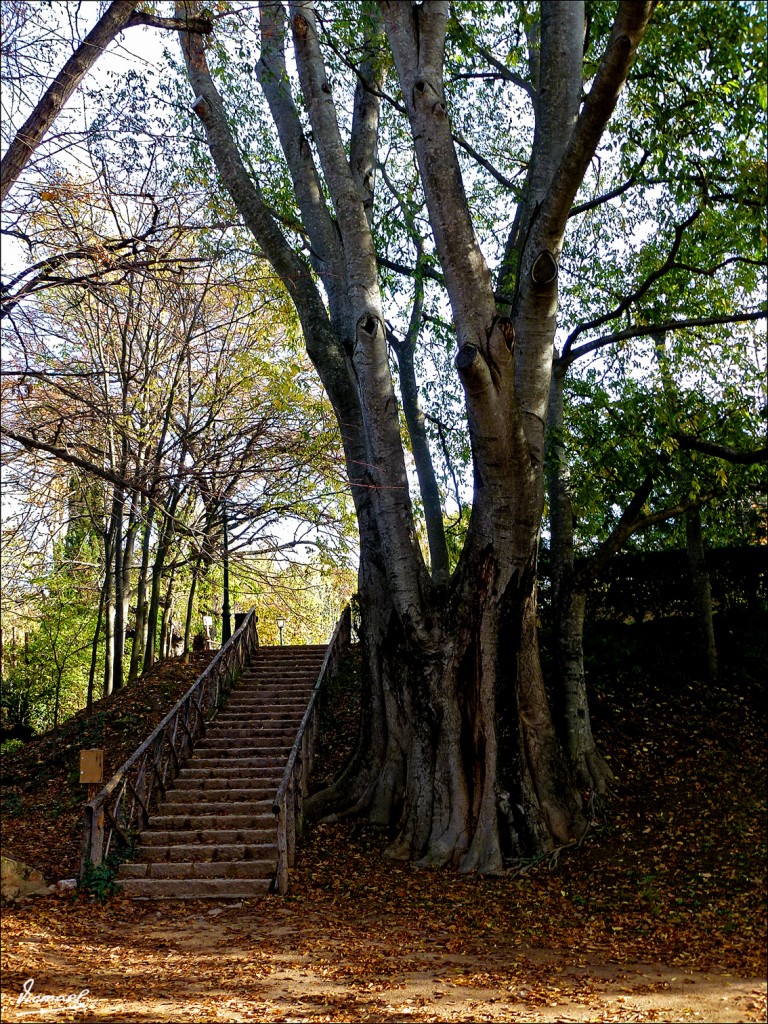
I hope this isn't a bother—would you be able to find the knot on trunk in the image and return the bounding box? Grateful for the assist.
[530,250,558,288]
[455,344,479,372]
[292,14,309,39]
[191,94,208,120]
[357,313,380,339]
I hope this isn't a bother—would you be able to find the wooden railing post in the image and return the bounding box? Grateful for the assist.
[275,796,289,894]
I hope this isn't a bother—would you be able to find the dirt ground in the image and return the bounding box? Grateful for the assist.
[1,890,766,1024]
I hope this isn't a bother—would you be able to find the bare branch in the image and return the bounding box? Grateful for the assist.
[561,310,767,366]
[562,209,700,356]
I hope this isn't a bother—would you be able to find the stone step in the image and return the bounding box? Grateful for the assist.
[187,753,288,770]
[173,776,279,791]
[225,696,313,704]
[116,877,272,898]
[148,813,275,830]
[176,766,283,780]
[164,788,277,804]
[193,748,287,760]
[220,708,306,719]
[138,842,276,863]
[222,698,309,710]
[203,725,295,735]
[243,672,320,679]
[206,723,299,734]
[186,755,286,769]
[198,729,294,745]
[221,701,309,710]
[204,724,297,737]
[140,828,275,846]
[240,665,321,673]
[157,798,273,816]
[118,859,275,880]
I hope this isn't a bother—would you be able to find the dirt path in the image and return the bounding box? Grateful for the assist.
[2,896,765,1023]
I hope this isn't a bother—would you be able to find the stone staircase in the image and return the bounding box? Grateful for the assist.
[116,644,327,898]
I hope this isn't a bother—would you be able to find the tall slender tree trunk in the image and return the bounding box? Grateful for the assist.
[143,506,180,671]
[114,492,139,689]
[159,570,176,660]
[111,487,126,691]
[546,364,613,793]
[86,581,106,713]
[184,554,201,654]
[685,506,718,682]
[129,505,154,682]
[102,514,117,697]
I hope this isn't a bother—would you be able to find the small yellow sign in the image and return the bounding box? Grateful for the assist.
[79,749,104,785]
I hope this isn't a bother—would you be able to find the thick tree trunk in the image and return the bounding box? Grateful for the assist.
[311,532,585,869]
[685,507,718,682]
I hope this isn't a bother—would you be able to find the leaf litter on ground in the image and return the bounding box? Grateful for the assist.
[1,616,766,1022]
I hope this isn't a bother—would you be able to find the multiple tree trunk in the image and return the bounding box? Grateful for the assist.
[177,0,654,867]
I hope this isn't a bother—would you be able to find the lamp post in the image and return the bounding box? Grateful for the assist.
[202,614,213,650]
[277,616,286,646]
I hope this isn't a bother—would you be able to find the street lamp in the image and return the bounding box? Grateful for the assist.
[202,614,213,649]
[276,616,286,646]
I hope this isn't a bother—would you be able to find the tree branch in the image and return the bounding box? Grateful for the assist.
[561,310,767,366]
[540,1,656,242]
[2,426,154,498]
[562,208,700,356]
[673,434,768,465]
[124,11,213,32]
[1,1,140,201]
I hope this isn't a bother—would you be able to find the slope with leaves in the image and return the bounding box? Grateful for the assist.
[0,652,211,882]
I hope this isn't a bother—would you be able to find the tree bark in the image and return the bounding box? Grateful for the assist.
[184,553,201,654]
[102,512,117,697]
[86,578,106,712]
[111,486,126,691]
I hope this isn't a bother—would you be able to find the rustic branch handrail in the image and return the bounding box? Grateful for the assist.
[80,609,259,877]
[273,604,352,894]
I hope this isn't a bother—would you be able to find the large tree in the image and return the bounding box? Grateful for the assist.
[170,0,665,870]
